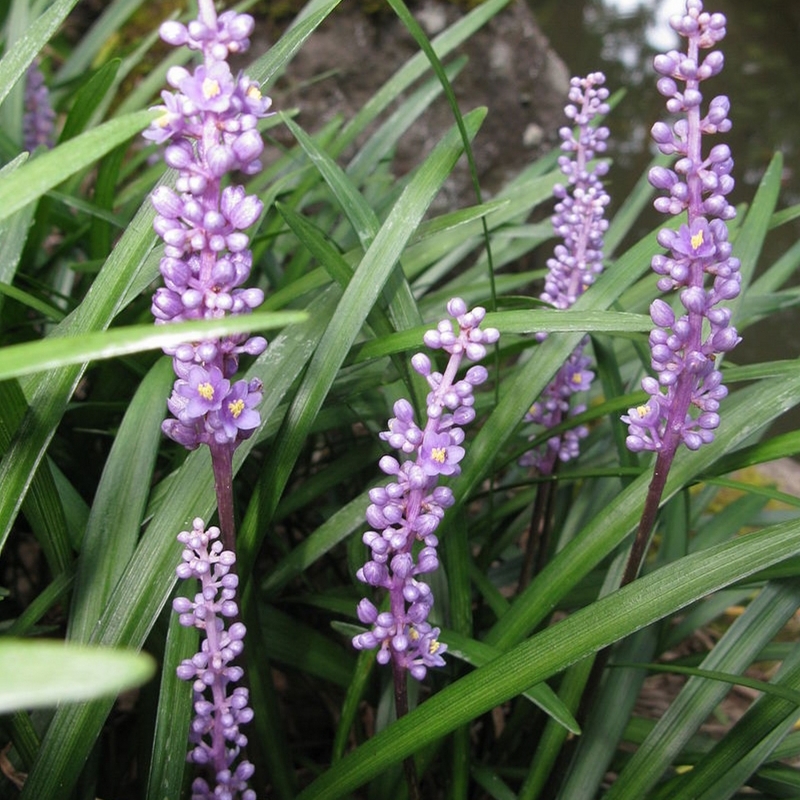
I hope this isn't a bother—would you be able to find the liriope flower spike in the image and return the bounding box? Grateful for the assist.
[622,0,740,454]
[23,61,56,152]
[521,73,610,472]
[173,519,255,800]
[144,0,272,454]
[353,299,499,679]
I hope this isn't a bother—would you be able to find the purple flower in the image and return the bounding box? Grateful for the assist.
[173,519,255,800]
[622,0,740,455]
[175,365,229,420]
[353,299,498,678]
[521,74,610,473]
[419,431,464,476]
[145,0,273,454]
[209,378,263,444]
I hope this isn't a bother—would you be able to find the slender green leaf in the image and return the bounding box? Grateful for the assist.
[145,607,195,800]
[606,579,800,800]
[57,0,148,83]
[58,60,121,143]
[238,108,487,571]
[0,310,305,381]
[68,358,173,643]
[295,517,800,799]
[0,0,81,111]
[0,109,155,224]
[0,639,155,712]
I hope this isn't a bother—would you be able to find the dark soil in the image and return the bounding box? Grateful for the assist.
[260,0,571,206]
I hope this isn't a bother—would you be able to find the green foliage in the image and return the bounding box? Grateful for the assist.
[2,0,800,798]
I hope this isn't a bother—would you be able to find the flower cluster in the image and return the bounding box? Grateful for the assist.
[541,72,610,312]
[23,61,56,152]
[144,0,273,452]
[521,73,610,472]
[623,0,740,453]
[173,519,255,800]
[353,299,499,679]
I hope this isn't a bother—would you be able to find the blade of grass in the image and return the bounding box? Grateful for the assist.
[237,107,487,572]
[0,0,81,110]
[145,606,195,800]
[0,310,305,382]
[294,515,800,800]
[605,578,800,800]
[68,358,173,643]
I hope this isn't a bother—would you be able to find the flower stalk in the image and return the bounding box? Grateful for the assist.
[521,72,610,474]
[352,298,498,680]
[173,519,255,800]
[520,73,610,585]
[621,0,739,581]
[144,0,272,547]
[145,3,271,795]
[352,297,497,799]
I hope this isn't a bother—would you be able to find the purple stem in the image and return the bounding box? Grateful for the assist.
[210,441,236,554]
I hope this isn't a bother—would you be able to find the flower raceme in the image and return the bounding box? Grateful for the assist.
[144,0,272,453]
[173,520,255,800]
[541,72,610,313]
[623,0,740,454]
[521,73,610,472]
[353,299,499,679]
[23,61,56,152]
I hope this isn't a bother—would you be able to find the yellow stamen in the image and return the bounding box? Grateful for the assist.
[202,77,221,100]
[431,447,446,464]
[428,639,440,655]
[409,628,420,642]
[691,229,704,250]
[571,372,583,384]
[636,404,650,419]
[156,112,171,128]
[247,84,262,101]
[197,382,215,401]
[228,398,245,419]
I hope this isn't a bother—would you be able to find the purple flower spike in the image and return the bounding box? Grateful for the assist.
[145,0,273,454]
[542,73,610,313]
[173,519,255,800]
[522,73,610,473]
[23,61,56,152]
[622,0,740,455]
[353,300,497,679]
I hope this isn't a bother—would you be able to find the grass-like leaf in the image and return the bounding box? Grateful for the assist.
[0,639,155,712]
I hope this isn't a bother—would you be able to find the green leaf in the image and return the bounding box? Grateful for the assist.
[145,608,195,800]
[0,639,155,712]
[0,379,72,573]
[57,0,148,84]
[612,660,800,705]
[605,579,800,800]
[58,60,121,143]
[0,310,306,381]
[0,0,81,111]
[68,358,173,643]
[248,0,344,88]
[294,516,800,799]
[238,107,487,571]
[0,154,33,294]
[0,109,155,224]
